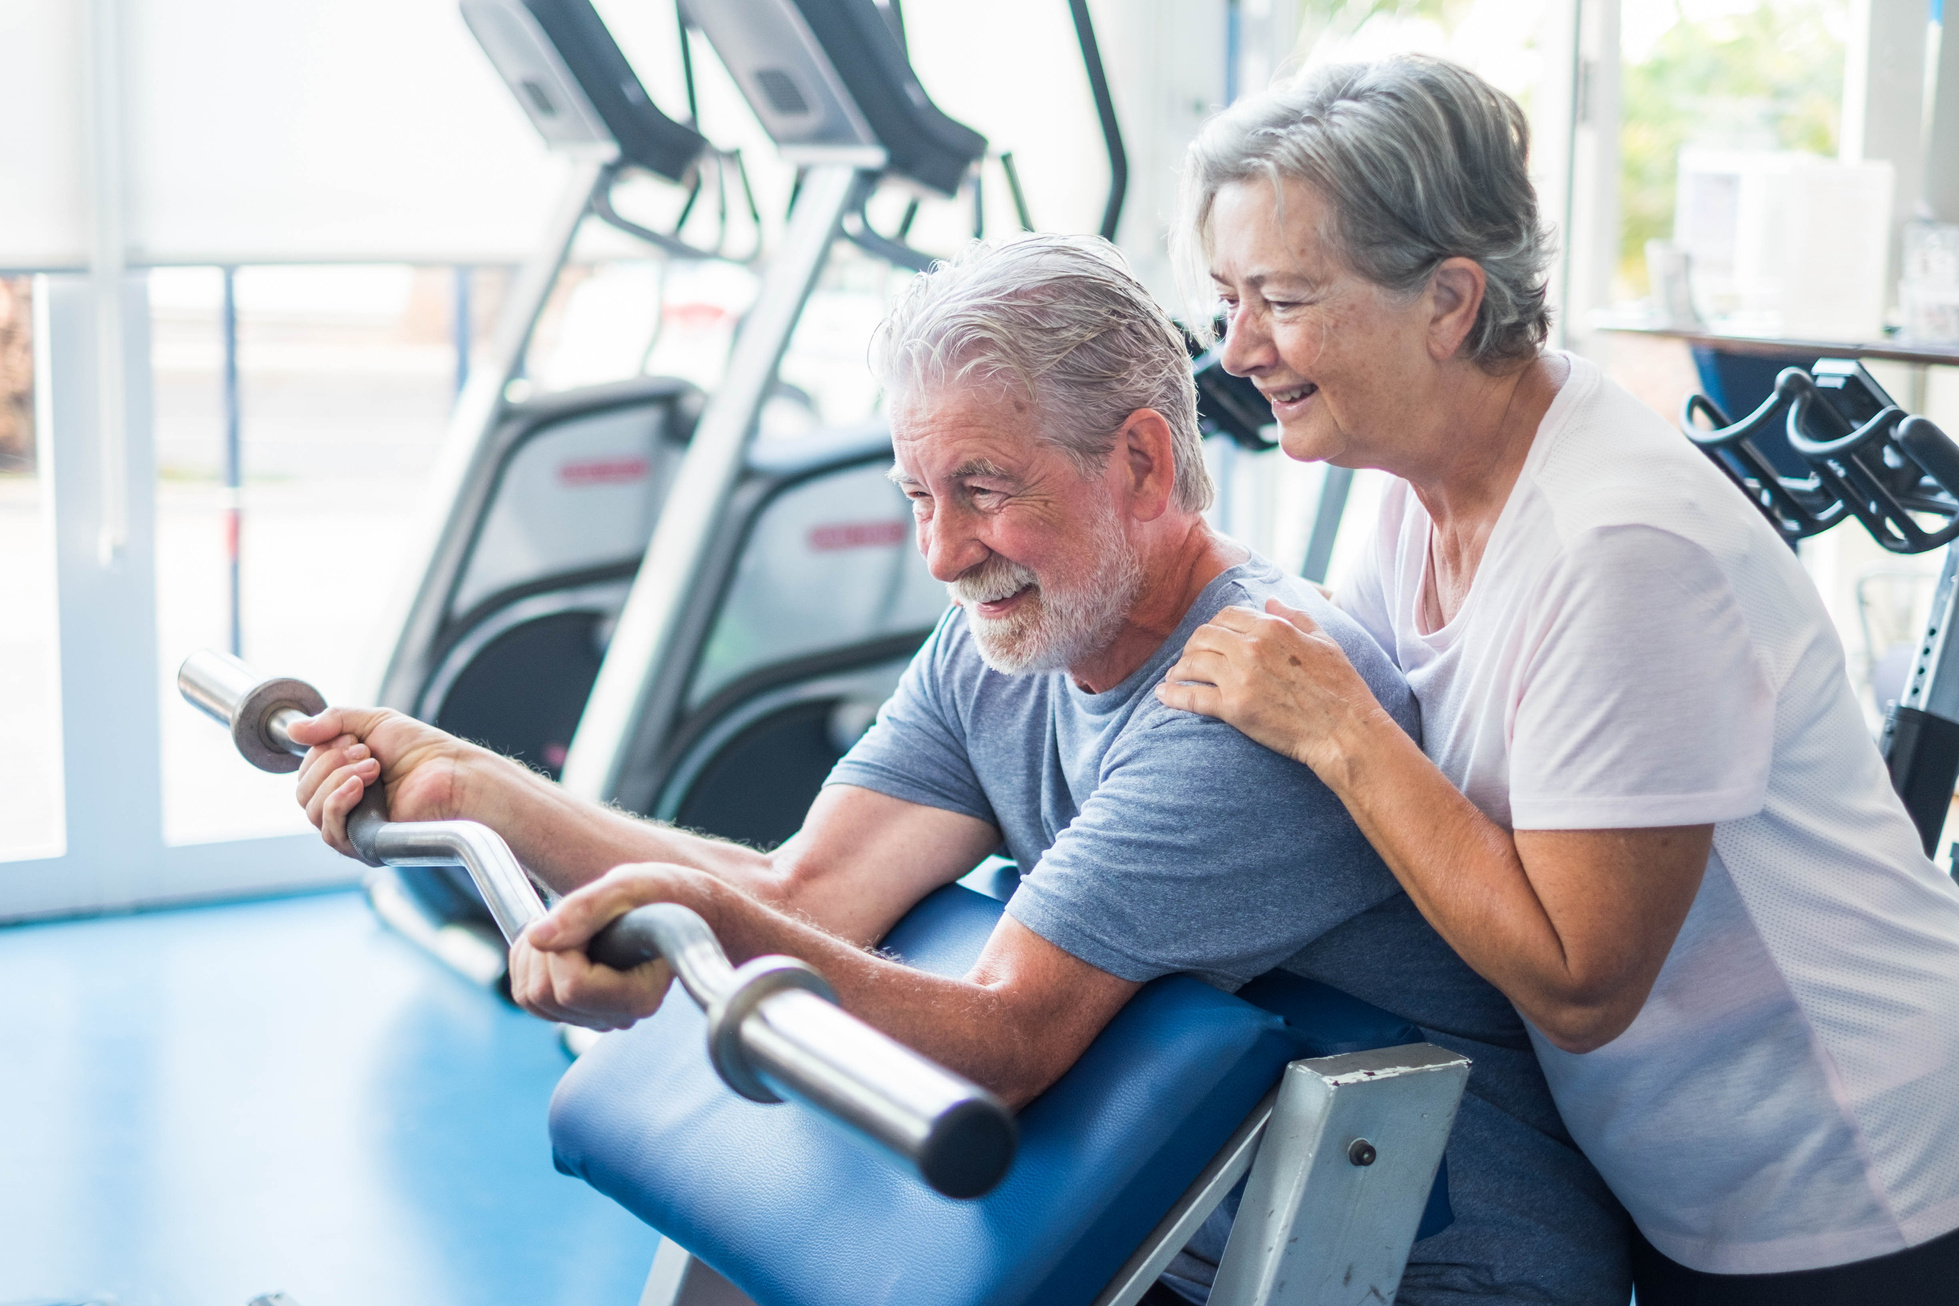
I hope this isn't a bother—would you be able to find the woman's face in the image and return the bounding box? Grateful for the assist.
[1208,177,1436,468]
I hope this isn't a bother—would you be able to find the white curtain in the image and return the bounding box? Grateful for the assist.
[2,0,567,269]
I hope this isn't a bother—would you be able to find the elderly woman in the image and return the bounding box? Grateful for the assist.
[1159,55,1959,1303]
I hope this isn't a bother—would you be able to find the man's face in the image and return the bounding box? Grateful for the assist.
[890,383,1142,676]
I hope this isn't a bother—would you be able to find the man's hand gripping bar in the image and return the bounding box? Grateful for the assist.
[177,649,1016,1199]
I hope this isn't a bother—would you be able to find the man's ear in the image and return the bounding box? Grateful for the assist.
[1115,407,1178,522]
[1426,258,1486,362]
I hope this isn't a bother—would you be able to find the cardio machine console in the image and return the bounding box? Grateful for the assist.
[685,0,985,194]
[462,0,707,181]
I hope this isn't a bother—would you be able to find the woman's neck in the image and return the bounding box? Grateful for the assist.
[1404,352,1568,628]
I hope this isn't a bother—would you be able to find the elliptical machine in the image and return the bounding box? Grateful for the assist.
[364,0,1086,987]
[366,0,1278,990]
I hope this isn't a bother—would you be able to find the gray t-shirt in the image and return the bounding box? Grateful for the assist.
[828,555,1629,1303]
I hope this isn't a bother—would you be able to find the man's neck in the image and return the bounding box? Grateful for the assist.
[1068,518,1247,694]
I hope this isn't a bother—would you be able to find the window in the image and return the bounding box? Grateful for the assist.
[0,276,64,863]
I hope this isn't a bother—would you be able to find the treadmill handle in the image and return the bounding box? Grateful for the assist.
[175,648,1017,1199]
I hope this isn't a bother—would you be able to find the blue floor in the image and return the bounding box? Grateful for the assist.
[0,890,659,1306]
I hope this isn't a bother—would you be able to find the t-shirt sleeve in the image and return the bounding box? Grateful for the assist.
[1006,700,1402,989]
[823,611,997,828]
[1508,524,1775,830]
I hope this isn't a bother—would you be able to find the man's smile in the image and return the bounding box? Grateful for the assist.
[973,585,1036,618]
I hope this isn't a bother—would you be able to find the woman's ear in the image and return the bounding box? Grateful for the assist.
[1426,258,1486,362]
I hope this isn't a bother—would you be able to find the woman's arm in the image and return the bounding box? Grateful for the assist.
[1158,599,1709,1053]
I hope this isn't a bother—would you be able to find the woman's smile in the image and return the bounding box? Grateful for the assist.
[1260,380,1320,418]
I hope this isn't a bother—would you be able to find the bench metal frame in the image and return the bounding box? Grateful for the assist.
[643,1042,1469,1306]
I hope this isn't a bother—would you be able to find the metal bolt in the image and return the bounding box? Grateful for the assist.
[1348,1138,1377,1167]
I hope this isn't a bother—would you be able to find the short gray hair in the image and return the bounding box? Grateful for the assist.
[871,235,1214,513]
[1175,55,1553,369]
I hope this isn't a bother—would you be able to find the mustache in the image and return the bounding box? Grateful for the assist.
[948,555,1038,606]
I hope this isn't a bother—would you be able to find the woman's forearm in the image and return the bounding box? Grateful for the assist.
[1317,711,1714,1052]
[1324,713,1582,1010]
[1326,713,1711,1050]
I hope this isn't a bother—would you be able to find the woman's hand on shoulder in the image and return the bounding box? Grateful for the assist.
[1157,598,1389,780]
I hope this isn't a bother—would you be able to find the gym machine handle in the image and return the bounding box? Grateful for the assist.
[1781,373,1959,555]
[1680,371,1846,543]
[175,649,1017,1199]
[1683,368,1959,554]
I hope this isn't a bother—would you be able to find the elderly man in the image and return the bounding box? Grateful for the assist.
[291,236,1626,1303]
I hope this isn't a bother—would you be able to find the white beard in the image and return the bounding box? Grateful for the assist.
[947,504,1144,676]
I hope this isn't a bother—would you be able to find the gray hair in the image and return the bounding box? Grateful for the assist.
[1175,55,1553,369]
[870,235,1214,513]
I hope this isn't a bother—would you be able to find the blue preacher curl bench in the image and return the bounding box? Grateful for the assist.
[180,649,1465,1306]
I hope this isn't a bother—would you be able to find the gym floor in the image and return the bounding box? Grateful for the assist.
[0,889,659,1306]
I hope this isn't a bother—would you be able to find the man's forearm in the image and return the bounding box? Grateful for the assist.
[454,747,777,898]
[511,861,1138,1107]
[694,876,1079,1108]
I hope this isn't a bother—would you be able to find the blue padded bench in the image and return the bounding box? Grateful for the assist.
[551,884,1450,1306]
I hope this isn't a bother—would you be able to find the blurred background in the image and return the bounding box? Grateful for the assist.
[1,0,1955,893]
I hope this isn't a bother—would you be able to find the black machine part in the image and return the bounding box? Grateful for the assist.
[461,0,707,182]
[1882,705,1959,856]
[1066,0,1127,242]
[1783,381,1959,556]
[1681,380,1847,542]
[1683,359,1959,859]
[840,0,1122,267]
[1682,360,1959,553]
[1884,538,1959,858]
[791,0,988,195]
[1191,342,1276,451]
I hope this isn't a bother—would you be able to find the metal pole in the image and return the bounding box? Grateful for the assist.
[1300,466,1354,584]
[1883,541,1959,857]
[373,159,608,710]
[1068,0,1128,242]
[1216,440,1238,536]
[1225,0,1242,105]
[221,265,242,657]
[452,265,473,397]
[85,0,128,567]
[561,164,869,806]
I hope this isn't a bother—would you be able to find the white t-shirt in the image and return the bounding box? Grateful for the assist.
[1340,352,1959,1274]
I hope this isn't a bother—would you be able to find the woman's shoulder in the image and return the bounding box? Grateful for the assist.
[1522,357,1785,566]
